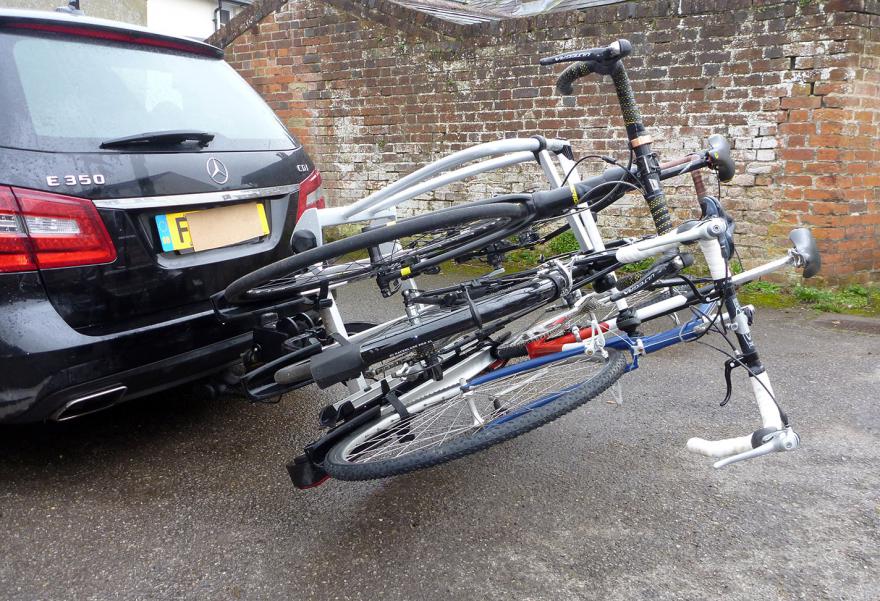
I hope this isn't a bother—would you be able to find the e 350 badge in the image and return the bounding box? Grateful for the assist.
[46,174,106,187]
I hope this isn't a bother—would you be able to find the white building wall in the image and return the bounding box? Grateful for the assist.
[147,0,243,40]
[1,0,147,24]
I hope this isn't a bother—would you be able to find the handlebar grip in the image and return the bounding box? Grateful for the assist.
[609,63,671,234]
[687,435,753,458]
[556,61,593,96]
[646,190,673,235]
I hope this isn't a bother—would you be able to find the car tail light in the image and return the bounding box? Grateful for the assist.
[0,187,36,273]
[296,169,326,220]
[0,187,116,273]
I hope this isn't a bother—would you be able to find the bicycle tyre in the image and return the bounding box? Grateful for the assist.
[224,202,528,304]
[322,348,627,481]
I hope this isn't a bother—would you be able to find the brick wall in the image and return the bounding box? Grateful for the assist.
[215,0,880,283]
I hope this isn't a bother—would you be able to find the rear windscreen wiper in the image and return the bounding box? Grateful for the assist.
[100,130,215,150]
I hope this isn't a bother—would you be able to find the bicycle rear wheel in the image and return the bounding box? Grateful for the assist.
[322,348,627,481]
[224,203,528,304]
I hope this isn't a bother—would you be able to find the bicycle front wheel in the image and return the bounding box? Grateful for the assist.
[224,203,528,304]
[322,348,628,481]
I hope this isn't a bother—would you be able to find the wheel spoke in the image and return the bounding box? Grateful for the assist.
[341,354,608,463]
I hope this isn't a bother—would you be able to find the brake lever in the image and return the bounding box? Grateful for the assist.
[720,357,737,406]
[712,427,800,468]
[539,40,632,65]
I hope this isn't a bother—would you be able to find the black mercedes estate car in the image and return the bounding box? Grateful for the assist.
[0,9,324,422]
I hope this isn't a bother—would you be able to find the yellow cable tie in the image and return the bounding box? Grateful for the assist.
[569,181,579,205]
[400,266,412,277]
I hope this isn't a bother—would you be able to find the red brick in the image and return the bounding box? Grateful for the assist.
[216,0,879,283]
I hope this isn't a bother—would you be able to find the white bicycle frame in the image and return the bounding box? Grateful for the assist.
[284,137,808,468]
[296,216,809,468]
[292,136,622,393]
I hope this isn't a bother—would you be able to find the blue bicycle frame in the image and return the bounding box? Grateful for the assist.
[470,301,717,388]
[467,301,715,428]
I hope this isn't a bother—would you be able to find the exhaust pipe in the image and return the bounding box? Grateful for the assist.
[51,385,128,421]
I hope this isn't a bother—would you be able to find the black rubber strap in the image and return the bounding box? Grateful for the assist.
[530,135,548,152]
[381,380,409,419]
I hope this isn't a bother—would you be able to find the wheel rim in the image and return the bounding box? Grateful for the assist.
[335,353,609,465]
[241,215,516,300]
[242,260,375,299]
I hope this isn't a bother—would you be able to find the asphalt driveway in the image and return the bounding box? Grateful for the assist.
[1,279,878,600]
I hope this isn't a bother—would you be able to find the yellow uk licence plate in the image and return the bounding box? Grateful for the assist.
[155,203,270,252]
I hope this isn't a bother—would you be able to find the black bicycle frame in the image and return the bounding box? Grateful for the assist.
[396,150,716,283]
[307,270,570,389]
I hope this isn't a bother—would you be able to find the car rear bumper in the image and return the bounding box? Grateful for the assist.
[0,273,257,423]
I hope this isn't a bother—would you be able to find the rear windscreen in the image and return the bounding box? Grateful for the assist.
[0,31,297,152]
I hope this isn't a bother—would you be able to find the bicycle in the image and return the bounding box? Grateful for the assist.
[221,40,820,488]
[223,40,732,401]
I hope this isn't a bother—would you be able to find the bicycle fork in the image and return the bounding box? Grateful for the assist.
[683,240,800,468]
[598,228,803,468]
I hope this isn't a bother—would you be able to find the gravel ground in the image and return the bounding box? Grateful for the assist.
[1,278,878,601]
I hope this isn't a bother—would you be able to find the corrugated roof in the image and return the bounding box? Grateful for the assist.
[465,0,623,17]
[391,0,506,24]
[462,0,520,13]
[527,0,624,15]
[393,0,625,24]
